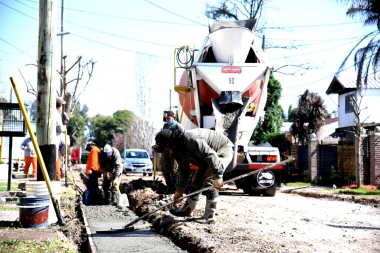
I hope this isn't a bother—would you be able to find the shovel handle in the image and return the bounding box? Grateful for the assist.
[113,181,121,194]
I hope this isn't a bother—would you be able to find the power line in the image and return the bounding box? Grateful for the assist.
[144,0,207,26]
[263,21,364,29]
[65,20,177,48]
[0,1,38,21]
[261,34,374,43]
[15,0,204,27]
[269,38,361,60]
[70,33,172,59]
[0,37,36,60]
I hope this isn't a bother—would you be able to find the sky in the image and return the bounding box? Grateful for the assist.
[0,0,376,131]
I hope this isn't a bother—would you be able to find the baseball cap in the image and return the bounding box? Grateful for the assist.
[104,144,112,156]
[166,111,174,117]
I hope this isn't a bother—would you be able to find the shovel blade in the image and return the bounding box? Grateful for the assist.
[116,193,129,208]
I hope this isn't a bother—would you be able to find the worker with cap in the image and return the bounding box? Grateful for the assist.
[99,144,123,205]
[85,141,103,204]
[160,110,184,194]
[153,128,234,224]
[55,96,66,180]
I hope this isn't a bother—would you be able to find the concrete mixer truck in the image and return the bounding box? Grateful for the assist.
[171,19,282,196]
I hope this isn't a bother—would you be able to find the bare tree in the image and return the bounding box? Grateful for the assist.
[129,55,155,152]
[205,0,316,76]
[346,94,369,187]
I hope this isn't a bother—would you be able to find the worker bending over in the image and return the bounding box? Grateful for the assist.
[99,144,123,205]
[154,128,234,224]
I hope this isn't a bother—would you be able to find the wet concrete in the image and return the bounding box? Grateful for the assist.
[82,204,187,253]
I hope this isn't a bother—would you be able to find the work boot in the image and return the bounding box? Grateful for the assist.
[192,197,218,224]
[193,189,219,224]
[170,193,200,217]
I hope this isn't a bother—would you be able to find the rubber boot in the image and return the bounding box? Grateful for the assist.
[170,193,200,217]
[193,189,219,224]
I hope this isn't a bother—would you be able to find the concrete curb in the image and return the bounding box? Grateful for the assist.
[80,201,97,253]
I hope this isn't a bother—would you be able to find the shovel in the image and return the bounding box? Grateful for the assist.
[96,157,294,234]
[113,182,129,208]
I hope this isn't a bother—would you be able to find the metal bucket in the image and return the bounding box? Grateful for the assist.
[25,181,62,224]
[18,196,50,228]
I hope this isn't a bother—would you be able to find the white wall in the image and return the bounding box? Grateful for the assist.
[338,89,380,128]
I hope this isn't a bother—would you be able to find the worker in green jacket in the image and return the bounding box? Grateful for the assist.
[154,128,234,224]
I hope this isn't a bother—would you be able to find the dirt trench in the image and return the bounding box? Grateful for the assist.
[74,170,380,253]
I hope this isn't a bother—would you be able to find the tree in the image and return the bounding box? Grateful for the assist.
[290,90,327,145]
[251,74,284,144]
[112,110,134,154]
[287,104,297,121]
[67,102,89,147]
[88,115,117,148]
[338,0,380,89]
[87,110,134,152]
[205,0,266,21]
[129,54,156,153]
[346,94,368,187]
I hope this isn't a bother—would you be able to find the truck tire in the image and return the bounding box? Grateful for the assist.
[243,183,262,196]
[263,188,276,197]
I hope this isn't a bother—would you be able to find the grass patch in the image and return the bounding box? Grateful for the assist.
[0,238,77,253]
[60,187,76,218]
[0,182,19,191]
[282,182,312,187]
[333,187,380,197]
[0,205,18,211]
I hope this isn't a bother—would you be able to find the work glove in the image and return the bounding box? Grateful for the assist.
[152,144,159,152]
[213,176,223,189]
[173,191,183,204]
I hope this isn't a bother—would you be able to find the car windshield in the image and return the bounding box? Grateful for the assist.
[126,151,149,159]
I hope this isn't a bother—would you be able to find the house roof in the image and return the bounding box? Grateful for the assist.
[326,76,380,95]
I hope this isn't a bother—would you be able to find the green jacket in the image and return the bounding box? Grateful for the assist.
[171,128,234,192]
[99,147,123,179]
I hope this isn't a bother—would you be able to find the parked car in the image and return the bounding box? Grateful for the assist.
[123,149,153,176]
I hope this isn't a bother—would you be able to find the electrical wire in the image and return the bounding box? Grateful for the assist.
[70,33,172,60]
[144,0,207,27]
[15,0,204,27]
[0,37,36,60]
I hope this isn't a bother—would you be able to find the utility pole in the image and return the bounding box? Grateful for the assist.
[37,0,58,181]
[57,0,71,125]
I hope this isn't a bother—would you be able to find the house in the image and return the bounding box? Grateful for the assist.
[326,76,380,139]
[326,75,380,186]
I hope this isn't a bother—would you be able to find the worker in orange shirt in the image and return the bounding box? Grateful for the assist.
[85,141,103,205]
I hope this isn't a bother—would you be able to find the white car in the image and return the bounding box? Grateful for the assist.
[123,149,153,176]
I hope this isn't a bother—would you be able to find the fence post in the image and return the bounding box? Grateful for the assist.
[308,136,318,183]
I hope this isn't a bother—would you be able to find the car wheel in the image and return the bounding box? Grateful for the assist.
[148,173,152,177]
[143,173,146,176]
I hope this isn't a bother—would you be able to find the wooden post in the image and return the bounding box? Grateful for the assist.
[37,0,58,181]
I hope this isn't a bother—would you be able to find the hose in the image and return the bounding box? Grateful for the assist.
[176,46,194,69]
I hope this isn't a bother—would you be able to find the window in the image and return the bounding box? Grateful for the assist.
[345,94,354,113]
